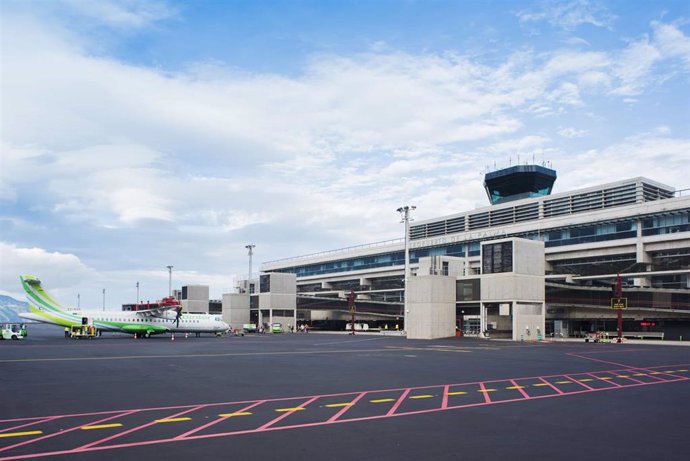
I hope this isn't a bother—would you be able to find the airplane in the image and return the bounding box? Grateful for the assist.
[18,275,230,338]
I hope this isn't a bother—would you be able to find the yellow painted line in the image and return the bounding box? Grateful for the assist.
[555,381,572,384]
[663,371,677,373]
[81,423,123,430]
[677,369,688,372]
[578,379,594,382]
[616,375,629,378]
[155,417,192,423]
[506,385,526,389]
[477,389,496,393]
[532,383,549,387]
[447,391,467,395]
[325,403,353,408]
[409,395,434,399]
[370,398,396,403]
[599,377,613,380]
[275,407,305,412]
[633,373,646,376]
[0,430,43,438]
[219,412,252,417]
[650,372,662,375]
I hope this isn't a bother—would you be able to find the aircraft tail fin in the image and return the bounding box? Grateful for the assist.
[20,275,68,314]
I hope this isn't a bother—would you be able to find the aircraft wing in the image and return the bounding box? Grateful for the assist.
[133,304,178,318]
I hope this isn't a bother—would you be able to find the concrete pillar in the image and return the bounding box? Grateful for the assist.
[635,221,652,287]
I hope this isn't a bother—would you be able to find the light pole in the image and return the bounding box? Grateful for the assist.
[245,244,256,327]
[397,205,416,334]
[77,293,80,309]
[245,245,255,294]
[166,265,173,297]
[102,288,105,311]
[136,281,140,304]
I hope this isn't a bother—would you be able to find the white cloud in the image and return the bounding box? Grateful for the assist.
[557,127,588,138]
[0,242,92,298]
[517,0,616,31]
[555,131,690,192]
[652,21,690,67]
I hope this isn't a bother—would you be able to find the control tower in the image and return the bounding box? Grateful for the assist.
[483,164,557,205]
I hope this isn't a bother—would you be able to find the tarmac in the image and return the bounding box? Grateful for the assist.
[1,324,689,461]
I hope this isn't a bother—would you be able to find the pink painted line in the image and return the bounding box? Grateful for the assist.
[509,380,531,399]
[613,374,647,385]
[638,370,667,382]
[386,388,411,416]
[328,392,367,423]
[257,396,320,431]
[648,370,687,380]
[567,352,633,368]
[4,362,685,425]
[0,417,59,435]
[537,377,564,395]
[76,405,205,450]
[478,382,492,403]
[174,400,265,440]
[0,410,139,454]
[441,385,450,409]
[563,374,595,391]
[2,376,687,461]
[586,372,623,387]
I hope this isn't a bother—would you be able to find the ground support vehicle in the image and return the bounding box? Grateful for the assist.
[70,325,96,339]
[1,323,27,340]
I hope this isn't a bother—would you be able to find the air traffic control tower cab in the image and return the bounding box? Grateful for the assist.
[484,164,557,204]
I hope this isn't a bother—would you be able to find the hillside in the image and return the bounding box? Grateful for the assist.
[0,295,29,323]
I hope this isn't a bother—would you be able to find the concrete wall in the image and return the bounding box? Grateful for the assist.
[263,273,296,294]
[513,302,545,341]
[480,238,546,341]
[222,293,250,329]
[181,300,209,313]
[407,275,456,340]
[181,285,210,313]
[480,274,545,302]
[512,239,546,276]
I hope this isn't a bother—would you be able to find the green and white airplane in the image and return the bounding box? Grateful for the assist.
[18,275,229,338]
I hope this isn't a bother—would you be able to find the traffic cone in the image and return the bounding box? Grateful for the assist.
[171,333,175,341]
[185,333,188,339]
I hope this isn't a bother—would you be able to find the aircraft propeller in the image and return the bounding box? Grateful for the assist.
[175,306,182,328]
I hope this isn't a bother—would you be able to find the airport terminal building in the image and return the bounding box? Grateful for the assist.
[258,165,690,340]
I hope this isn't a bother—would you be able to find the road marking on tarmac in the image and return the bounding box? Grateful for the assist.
[155,418,191,423]
[0,431,42,439]
[80,424,122,430]
[2,363,687,461]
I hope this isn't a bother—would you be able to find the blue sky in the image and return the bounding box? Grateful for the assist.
[1,0,689,307]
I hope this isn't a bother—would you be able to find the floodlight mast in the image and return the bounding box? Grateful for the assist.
[397,205,416,335]
[245,244,256,326]
[166,265,173,297]
[245,244,255,294]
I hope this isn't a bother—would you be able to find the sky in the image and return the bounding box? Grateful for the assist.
[1,0,689,308]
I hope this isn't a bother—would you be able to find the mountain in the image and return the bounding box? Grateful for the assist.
[0,295,29,323]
